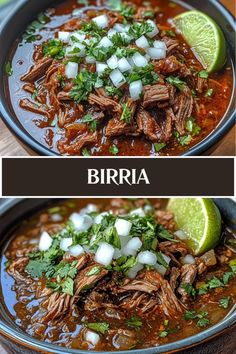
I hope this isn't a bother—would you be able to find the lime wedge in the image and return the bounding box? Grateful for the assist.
[167,198,221,255]
[173,10,227,73]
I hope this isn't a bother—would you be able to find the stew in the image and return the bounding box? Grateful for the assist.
[5,0,233,156]
[2,199,236,351]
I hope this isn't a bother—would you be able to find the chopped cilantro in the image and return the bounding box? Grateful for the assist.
[82,148,91,156]
[207,276,224,289]
[205,88,214,97]
[197,317,209,327]
[223,271,234,285]
[109,144,119,155]
[128,22,153,39]
[128,64,158,85]
[86,266,101,276]
[219,296,230,309]
[121,102,132,124]
[32,90,38,101]
[77,0,88,5]
[86,322,109,334]
[142,10,155,19]
[23,13,49,43]
[154,143,166,152]
[179,135,192,146]
[166,30,176,38]
[159,330,168,338]
[185,117,201,136]
[105,85,122,97]
[166,76,186,91]
[184,310,209,327]
[5,61,13,76]
[81,114,98,132]
[229,259,236,273]
[199,70,209,79]
[25,259,52,278]
[126,315,142,328]
[70,70,98,102]
[61,277,74,296]
[43,39,65,59]
[111,32,131,46]
[182,283,196,297]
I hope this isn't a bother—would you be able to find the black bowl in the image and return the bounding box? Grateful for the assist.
[0,0,235,156]
[0,198,236,354]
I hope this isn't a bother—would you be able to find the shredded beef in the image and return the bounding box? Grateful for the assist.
[21,57,53,82]
[173,88,194,135]
[143,84,169,108]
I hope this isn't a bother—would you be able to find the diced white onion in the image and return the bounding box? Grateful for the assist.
[109,69,126,88]
[94,212,109,224]
[85,56,96,64]
[127,263,144,279]
[66,43,86,57]
[70,213,93,231]
[120,32,132,43]
[146,20,159,38]
[58,31,71,42]
[137,251,157,265]
[98,36,113,48]
[70,31,86,43]
[130,208,145,218]
[69,244,84,257]
[174,229,187,240]
[153,40,167,50]
[154,263,167,276]
[132,52,148,67]
[144,204,153,213]
[95,242,115,266]
[107,55,118,69]
[117,57,132,72]
[127,57,135,67]
[161,253,171,265]
[113,248,122,259]
[107,28,117,38]
[96,62,108,75]
[181,254,196,265]
[50,213,63,222]
[80,203,98,215]
[126,237,142,251]
[122,245,137,257]
[115,218,132,237]
[146,47,166,59]
[60,238,73,251]
[92,14,109,28]
[65,62,78,79]
[39,231,53,251]
[135,35,149,49]
[120,235,131,248]
[85,330,100,346]
[113,23,127,32]
[129,80,143,101]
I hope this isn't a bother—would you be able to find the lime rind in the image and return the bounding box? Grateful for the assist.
[167,198,222,255]
[173,10,227,73]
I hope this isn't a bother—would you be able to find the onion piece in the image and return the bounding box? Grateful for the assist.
[117,57,132,72]
[153,40,167,50]
[137,250,157,265]
[92,14,108,28]
[113,248,122,259]
[109,69,126,88]
[69,244,84,257]
[120,235,131,248]
[154,263,167,276]
[60,238,73,251]
[85,56,96,64]
[94,212,109,224]
[130,208,145,217]
[70,31,86,43]
[174,229,187,240]
[181,254,196,265]
[146,47,166,59]
[96,62,108,75]
[122,245,137,257]
[126,237,142,251]
[129,80,143,101]
[65,62,78,79]
[85,330,100,346]
[50,213,63,222]
[127,263,144,279]
[107,28,117,39]
[146,19,159,38]
[132,52,148,67]
[39,231,53,251]
[58,31,71,42]
[107,55,118,69]
[98,36,113,48]
[113,23,127,32]
[80,203,98,215]
[115,218,132,237]
[135,35,149,49]
[66,43,86,57]
[70,213,93,231]
[161,253,171,265]
[200,249,217,266]
[95,242,115,266]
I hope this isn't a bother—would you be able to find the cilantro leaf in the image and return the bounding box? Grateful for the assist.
[182,283,196,297]
[207,276,224,289]
[86,266,101,276]
[109,145,119,155]
[86,322,109,334]
[126,315,142,328]
[25,259,52,278]
[219,296,230,309]
[43,39,65,59]
[154,143,166,152]
[121,102,132,124]
[61,277,74,296]
[166,76,186,91]
[5,61,13,76]
[198,70,208,79]
[197,317,209,327]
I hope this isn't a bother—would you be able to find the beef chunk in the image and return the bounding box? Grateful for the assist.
[21,57,53,82]
[173,88,194,135]
[143,84,169,108]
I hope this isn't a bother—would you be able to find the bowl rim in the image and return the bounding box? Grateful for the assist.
[0,198,236,353]
[0,0,235,156]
